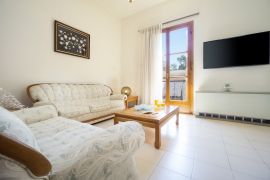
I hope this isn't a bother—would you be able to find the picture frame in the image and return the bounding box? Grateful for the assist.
[54,20,90,59]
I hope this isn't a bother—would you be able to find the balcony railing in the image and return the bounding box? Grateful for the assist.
[162,80,186,101]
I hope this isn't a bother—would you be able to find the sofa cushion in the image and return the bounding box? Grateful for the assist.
[28,117,103,171]
[110,100,125,109]
[29,84,112,102]
[14,105,58,124]
[56,105,90,118]
[90,103,111,113]
[87,97,111,113]
[0,107,40,151]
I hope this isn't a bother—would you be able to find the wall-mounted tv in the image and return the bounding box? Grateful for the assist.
[203,31,270,69]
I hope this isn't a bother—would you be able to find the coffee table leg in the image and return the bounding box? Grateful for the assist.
[176,108,180,125]
[155,125,161,149]
[114,117,119,125]
[176,112,179,125]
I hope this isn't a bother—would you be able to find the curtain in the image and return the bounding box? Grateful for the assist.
[139,24,162,104]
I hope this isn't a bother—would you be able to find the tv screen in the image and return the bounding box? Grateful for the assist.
[203,31,270,69]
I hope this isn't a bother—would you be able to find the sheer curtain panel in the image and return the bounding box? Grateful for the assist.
[139,24,162,104]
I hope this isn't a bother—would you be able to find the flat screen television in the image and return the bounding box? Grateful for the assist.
[203,31,270,69]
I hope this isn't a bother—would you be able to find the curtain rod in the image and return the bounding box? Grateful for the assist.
[162,12,199,25]
[138,12,199,32]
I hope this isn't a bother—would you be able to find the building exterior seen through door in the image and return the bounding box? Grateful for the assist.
[162,21,194,113]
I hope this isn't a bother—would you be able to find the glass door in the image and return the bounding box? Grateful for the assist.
[162,21,193,113]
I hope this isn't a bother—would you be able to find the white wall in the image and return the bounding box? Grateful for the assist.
[121,0,270,111]
[0,0,122,106]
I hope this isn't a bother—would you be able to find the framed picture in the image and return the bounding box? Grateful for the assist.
[54,20,90,59]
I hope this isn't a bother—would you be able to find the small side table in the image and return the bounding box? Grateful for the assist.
[125,96,138,108]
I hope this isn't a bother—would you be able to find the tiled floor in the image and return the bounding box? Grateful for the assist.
[95,115,270,180]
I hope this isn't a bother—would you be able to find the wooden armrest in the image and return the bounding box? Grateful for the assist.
[0,133,52,177]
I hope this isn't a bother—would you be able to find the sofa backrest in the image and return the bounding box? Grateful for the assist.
[27,83,113,103]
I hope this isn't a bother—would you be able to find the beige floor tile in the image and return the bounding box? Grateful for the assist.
[257,150,270,168]
[136,159,156,180]
[223,136,252,148]
[244,134,270,142]
[149,167,190,180]
[135,144,165,180]
[221,130,245,139]
[229,155,270,179]
[192,161,234,180]
[250,140,270,152]
[193,137,226,153]
[162,140,196,159]
[233,171,268,180]
[225,143,263,163]
[194,148,230,169]
[135,143,165,165]
[158,152,194,177]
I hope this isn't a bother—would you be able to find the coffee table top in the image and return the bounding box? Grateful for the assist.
[115,105,179,123]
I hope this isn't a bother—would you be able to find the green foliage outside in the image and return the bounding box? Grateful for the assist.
[170,55,187,71]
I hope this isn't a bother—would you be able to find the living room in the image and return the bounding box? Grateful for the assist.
[1,0,270,180]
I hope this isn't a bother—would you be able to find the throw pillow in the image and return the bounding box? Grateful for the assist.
[0,107,40,151]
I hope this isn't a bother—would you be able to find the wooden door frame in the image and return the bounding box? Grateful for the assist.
[162,21,194,113]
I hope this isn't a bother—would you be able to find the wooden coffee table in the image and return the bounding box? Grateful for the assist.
[114,106,180,149]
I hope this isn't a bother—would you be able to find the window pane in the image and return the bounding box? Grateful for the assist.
[169,53,188,75]
[169,28,188,53]
[163,27,189,102]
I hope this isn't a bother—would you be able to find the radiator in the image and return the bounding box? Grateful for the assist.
[195,91,270,125]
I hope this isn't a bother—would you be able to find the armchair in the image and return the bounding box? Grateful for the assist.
[0,105,145,180]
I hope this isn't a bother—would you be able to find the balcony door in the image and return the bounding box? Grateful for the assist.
[162,21,193,113]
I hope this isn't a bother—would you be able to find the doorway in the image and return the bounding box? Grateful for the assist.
[162,21,194,113]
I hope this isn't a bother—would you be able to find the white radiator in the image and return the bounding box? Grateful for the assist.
[195,91,270,120]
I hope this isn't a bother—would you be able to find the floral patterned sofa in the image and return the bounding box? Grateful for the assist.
[0,105,145,180]
[27,83,127,124]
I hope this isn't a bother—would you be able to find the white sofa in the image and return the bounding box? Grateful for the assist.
[27,83,127,124]
[0,105,145,180]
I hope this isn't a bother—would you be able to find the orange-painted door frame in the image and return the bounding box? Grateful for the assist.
[162,21,194,113]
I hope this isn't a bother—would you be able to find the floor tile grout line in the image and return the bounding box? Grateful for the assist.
[157,165,193,179]
[190,156,195,180]
[162,138,199,179]
[246,137,270,171]
[245,131,269,161]
[146,147,166,180]
[220,128,236,180]
[221,122,270,179]
[152,125,195,179]
[231,169,269,180]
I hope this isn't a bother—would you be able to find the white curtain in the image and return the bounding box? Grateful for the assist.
[139,24,162,104]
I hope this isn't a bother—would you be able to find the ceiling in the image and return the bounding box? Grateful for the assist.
[92,0,170,19]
